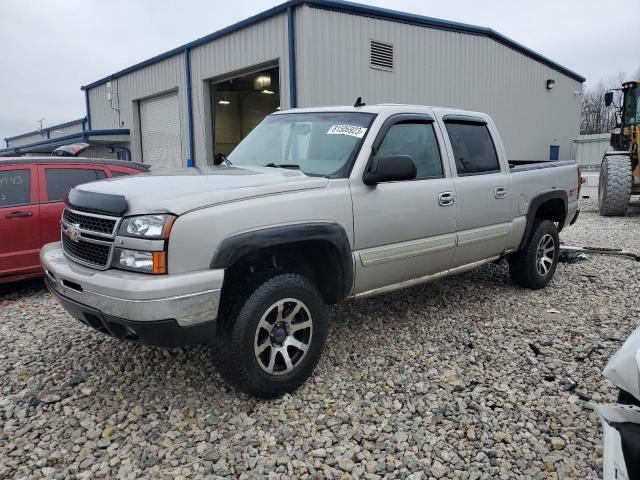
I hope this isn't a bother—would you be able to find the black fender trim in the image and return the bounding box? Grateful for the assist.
[211,222,354,301]
[518,190,568,250]
[66,188,128,216]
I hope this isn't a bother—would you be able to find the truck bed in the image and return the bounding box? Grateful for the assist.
[509,159,576,172]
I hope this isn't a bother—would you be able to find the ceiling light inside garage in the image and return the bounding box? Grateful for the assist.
[254,74,271,90]
[261,89,274,95]
[218,100,230,105]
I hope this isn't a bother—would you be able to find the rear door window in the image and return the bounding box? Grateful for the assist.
[44,168,107,202]
[445,122,500,175]
[0,169,31,207]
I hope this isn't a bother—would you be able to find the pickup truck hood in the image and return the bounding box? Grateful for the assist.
[73,166,328,215]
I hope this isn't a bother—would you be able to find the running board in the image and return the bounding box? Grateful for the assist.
[352,256,501,299]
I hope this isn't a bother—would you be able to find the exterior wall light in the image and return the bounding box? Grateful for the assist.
[546,79,555,90]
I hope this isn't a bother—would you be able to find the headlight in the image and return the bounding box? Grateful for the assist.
[119,214,175,239]
[113,248,166,274]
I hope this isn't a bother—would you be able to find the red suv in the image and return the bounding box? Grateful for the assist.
[0,157,148,284]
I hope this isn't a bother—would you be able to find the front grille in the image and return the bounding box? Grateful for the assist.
[61,208,119,270]
[63,209,117,235]
[62,234,111,267]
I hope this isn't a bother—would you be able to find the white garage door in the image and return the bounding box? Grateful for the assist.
[139,92,182,168]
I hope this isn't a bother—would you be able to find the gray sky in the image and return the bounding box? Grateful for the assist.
[0,0,637,141]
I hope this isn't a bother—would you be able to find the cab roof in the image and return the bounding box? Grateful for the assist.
[272,103,487,118]
[0,157,149,171]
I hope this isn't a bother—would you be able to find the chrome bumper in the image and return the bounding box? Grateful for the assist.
[41,242,224,327]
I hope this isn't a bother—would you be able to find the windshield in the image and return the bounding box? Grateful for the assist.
[623,86,640,125]
[228,112,375,177]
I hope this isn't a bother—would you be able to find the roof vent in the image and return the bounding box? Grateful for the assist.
[370,40,394,71]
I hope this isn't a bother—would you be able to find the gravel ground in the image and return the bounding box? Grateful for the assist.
[1,199,639,480]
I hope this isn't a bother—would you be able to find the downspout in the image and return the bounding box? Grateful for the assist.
[121,146,132,161]
[84,88,92,130]
[184,48,196,167]
[287,6,298,108]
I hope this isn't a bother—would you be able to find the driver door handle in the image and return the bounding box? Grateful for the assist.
[495,187,507,199]
[4,210,33,219]
[438,191,456,206]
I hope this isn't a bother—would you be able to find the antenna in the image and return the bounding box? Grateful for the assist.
[37,119,45,137]
[353,97,365,107]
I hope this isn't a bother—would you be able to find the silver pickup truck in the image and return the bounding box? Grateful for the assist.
[42,104,580,397]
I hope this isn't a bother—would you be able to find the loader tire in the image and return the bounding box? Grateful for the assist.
[598,154,632,217]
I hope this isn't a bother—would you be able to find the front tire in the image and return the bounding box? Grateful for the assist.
[508,219,559,290]
[598,154,632,216]
[214,273,327,398]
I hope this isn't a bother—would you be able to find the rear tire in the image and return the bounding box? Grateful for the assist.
[508,219,559,290]
[598,155,632,216]
[214,272,327,398]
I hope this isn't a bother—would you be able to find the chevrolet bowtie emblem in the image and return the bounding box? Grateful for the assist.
[64,223,82,243]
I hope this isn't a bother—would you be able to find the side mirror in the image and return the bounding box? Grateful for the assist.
[604,91,614,107]
[363,154,417,185]
[213,153,226,166]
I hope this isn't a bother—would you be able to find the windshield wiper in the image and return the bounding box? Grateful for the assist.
[264,163,300,170]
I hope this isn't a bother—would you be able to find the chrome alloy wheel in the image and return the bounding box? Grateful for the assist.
[254,298,313,375]
[536,233,555,276]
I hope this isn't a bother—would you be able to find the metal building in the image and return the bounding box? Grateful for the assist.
[1,118,131,159]
[2,0,585,165]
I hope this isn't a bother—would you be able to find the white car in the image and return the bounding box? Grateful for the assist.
[597,327,640,479]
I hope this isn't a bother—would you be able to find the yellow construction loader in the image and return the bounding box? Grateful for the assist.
[598,81,640,216]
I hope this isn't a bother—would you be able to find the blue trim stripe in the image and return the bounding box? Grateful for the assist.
[0,129,130,156]
[5,117,88,142]
[184,48,196,167]
[84,89,92,130]
[80,0,584,93]
[287,6,297,108]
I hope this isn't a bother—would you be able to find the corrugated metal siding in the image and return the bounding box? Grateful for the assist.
[189,13,290,162]
[49,122,84,138]
[87,54,186,163]
[8,133,49,148]
[572,133,610,166]
[8,121,84,147]
[296,6,582,160]
[80,146,120,159]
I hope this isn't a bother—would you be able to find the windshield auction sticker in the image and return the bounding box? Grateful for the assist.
[326,125,368,138]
